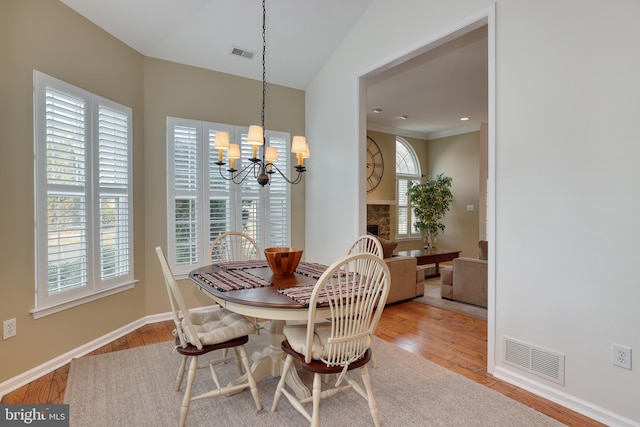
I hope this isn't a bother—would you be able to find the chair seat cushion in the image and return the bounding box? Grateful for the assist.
[186,307,256,346]
[284,322,369,360]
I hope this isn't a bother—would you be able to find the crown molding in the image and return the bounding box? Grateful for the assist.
[367,123,481,140]
[367,123,429,140]
[426,124,481,140]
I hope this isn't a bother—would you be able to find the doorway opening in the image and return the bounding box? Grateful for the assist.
[359,12,496,371]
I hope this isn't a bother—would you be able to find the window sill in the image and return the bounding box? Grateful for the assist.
[31,280,138,319]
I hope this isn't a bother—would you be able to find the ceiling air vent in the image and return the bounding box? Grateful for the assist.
[231,48,255,59]
[503,336,565,385]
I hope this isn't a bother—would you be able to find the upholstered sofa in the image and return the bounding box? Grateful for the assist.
[440,241,487,307]
[374,236,425,305]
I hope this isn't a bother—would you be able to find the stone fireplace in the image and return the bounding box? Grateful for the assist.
[366,203,391,240]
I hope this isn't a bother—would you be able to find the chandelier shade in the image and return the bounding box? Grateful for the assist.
[247,125,265,149]
[213,131,229,163]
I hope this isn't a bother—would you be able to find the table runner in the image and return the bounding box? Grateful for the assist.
[216,260,330,280]
[194,269,271,292]
[216,260,269,270]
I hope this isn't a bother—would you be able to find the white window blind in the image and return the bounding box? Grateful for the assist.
[266,136,289,247]
[395,137,421,239]
[99,106,131,280]
[172,123,200,266]
[167,117,291,275]
[34,71,134,314]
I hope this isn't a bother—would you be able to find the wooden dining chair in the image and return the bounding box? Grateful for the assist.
[347,234,384,259]
[209,231,265,334]
[155,247,262,427]
[271,252,391,427]
[209,231,263,263]
[347,234,384,368]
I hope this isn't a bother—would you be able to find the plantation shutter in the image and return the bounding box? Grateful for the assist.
[34,71,135,313]
[397,177,421,238]
[44,88,89,294]
[266,134,289,247]
[166,118,291,272]
[172,124,200,265]
[207,126,233,252]
[397,178,409,237]
[239,130,262,246]
[98,104,132,280]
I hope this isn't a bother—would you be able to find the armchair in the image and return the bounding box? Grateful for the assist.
[441,241,488,307]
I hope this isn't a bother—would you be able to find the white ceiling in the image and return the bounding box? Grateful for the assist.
[365,26,488,140]
[60,0,487,139]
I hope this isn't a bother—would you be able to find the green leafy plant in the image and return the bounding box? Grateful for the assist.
[407,173,453,247]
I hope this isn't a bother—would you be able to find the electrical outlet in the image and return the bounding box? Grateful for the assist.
[612,344,632,370]
[3,318,16,339]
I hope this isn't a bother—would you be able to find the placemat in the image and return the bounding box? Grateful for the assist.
[194,269,271,292]
[294,262,329,278]
[278,281,359,307]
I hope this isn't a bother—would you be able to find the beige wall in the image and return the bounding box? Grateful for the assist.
[0,0,305,383]
[1,0,146,381]
[365,130,400,202]
[365,129,480,256]
[427,132,480,258]
[142,58,306,313]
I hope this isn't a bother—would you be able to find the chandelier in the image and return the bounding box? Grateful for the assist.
[212,0,309,187]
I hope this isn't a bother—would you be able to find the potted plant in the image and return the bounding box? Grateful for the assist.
[407,173,453,249]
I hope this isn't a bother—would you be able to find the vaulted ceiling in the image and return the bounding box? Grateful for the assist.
[61,0,487,139]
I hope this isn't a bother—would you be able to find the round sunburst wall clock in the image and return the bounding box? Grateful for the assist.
[366,136,384,193]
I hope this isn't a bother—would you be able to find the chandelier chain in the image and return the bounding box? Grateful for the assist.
[261,0,266,137]
[213,0,307,187]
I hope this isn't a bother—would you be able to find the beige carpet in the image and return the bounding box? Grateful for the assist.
[64,331,563,426]
[413,278,488,321]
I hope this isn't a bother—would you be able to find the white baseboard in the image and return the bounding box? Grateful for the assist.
[0,308,213,400]
[1,315,157,399]
[493,366,640,427]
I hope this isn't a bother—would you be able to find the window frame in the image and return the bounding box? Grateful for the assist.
[33,71,135,317]
[395,137,422,240]
[166,117,292,276]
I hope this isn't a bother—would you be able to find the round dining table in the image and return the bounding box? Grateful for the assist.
[189,263,331,399]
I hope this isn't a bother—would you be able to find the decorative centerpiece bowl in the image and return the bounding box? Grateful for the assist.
[264,247,303,276]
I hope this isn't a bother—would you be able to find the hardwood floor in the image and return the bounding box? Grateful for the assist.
[2,302,605,426]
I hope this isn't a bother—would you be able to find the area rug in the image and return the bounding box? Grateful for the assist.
[413,278,488,321]
[64,332,562,426]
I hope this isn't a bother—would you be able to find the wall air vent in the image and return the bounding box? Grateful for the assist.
[503,336,565,385]
[231,47,255,59]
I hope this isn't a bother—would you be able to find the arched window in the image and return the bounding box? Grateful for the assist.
[396,137,421,239]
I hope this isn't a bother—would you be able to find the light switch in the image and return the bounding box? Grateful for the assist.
[466,205,475,212]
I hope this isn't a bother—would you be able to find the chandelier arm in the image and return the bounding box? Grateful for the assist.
[268,162,304,185]
[215,164,234,181]
[232,162,260,185]
[216,162,257,184]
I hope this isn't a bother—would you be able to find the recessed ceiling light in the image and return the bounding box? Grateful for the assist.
[372,108,382,113]
[396,115,408,120]
[460,117,470,121]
